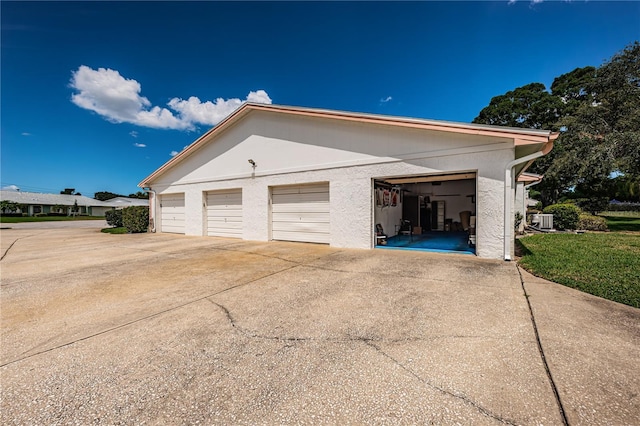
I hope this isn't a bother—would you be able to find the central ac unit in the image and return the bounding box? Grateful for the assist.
[538,214,553,230]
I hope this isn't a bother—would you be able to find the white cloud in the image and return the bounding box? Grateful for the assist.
[133,142,146,148]
[508,0,516,4]
[170,150,179,157]
[167,90,272,127]
[247,90,272,104]
[129,131,138,138]
[69,65,184,129]
[70,65,272,131]
[21,132,31,136]
[380,96,393,103]
[167,96,244,127]
[1,185,20,191]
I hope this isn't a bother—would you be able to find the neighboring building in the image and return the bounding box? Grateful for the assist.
[139,103,557,260]
[90,196,149,216]
[0,191,148,216]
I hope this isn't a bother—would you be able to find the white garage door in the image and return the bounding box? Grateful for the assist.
[206,189,242,238]
[160,193,185,234]
[271,183,330,244]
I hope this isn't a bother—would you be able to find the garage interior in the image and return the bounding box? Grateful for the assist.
[374,172,476,254]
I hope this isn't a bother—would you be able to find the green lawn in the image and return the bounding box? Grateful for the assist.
[600,213,640,232]
[517,232,640,308]
[0,216,105,223]
[101,226,128,234]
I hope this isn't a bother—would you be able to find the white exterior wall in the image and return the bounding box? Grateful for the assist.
[184,189,203,236]
[149,112,515,259]
[91,206,112,216]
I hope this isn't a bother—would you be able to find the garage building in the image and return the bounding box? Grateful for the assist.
[139,103,556,259]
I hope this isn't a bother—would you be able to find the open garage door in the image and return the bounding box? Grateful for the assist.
[271,183,330,244]
[160,193,185,234]
[373,172,476,254]
[206,189,242,238]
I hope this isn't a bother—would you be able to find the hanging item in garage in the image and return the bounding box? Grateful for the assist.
[390,188,399,207]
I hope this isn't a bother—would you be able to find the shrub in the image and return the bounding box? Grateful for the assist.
[0,212,23,217]
[122,206,149,233]
[514,211,523,232]
[577,214,608,231]
[105,209,123,228]
[543,203,581,230]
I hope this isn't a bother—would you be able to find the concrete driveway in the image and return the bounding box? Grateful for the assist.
[1,228,638,425]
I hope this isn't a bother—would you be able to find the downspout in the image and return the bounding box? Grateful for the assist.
[503,142,554,260]
[142,187,156,232]
[525,178,543,191]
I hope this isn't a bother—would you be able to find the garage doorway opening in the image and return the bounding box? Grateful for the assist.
[373,172,476,255]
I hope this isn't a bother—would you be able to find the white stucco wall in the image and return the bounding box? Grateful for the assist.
[149,112,516,259]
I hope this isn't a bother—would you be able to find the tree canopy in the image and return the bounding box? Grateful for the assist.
[60,188,81,196]
[94,191,149,201]
[473,41,640,205]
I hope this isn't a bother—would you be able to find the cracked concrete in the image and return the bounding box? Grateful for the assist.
[1,226,638,425]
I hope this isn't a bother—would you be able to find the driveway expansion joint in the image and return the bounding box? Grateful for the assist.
[516,264,569,426]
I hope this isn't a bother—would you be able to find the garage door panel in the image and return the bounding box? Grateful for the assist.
[161,207,184,213]
[206,209,242,218]
[272,193,330,204]
[206,189,242,238]
[208,225,243,236]
[161,213,185,220]
[163,224,186,233]
[208,221,243,229]
[271,230,329,244]
[272,221,330,233]
[207,231,242,238]
[272,203,329,213]
[271,183,330,244]
[207,196,242,206]
[207,214,241,221]
[161,196,184,205]
[271,212,329,223]
[272,184,328,195]
[160,193,185,234]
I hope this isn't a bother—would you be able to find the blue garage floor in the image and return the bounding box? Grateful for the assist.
[377,231,475,255]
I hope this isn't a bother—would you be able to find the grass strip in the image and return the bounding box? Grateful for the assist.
[601,215,640,232]
[100,227,128,234]
[517,233,640,308]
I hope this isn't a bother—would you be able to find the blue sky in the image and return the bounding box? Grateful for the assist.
[2,1,639,197]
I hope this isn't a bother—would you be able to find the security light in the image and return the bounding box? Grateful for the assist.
[248,159,256,167]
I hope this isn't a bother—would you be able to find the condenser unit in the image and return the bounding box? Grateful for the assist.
[536,214,553,230]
